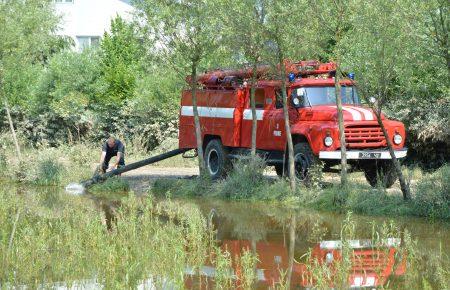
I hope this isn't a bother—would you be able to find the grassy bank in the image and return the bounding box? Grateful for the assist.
[1,135,448,220]
[150,159,450,221]
[0,134,194,188]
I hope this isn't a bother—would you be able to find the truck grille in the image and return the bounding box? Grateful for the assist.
[351,250,390,273]
[344,124,386,148]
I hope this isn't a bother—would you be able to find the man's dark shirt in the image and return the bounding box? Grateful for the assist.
[102,140,125,158]
[101,140,125,171]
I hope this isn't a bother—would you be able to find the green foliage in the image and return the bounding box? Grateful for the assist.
[100,16,144,104]
[151,158,295,201]
[414,165,450,219]
[216,157,266,199]
[89,177,131,196]
[152,176,212,197]
[35,157,65,186]
[301,169,449,220]
[0,0,62,104]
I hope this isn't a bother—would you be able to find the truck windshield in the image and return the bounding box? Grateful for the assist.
[304,86,360,106]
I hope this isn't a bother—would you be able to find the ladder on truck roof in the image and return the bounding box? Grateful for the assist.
[192,60,336,89]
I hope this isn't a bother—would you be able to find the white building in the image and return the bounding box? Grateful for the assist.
[53,0,134,51]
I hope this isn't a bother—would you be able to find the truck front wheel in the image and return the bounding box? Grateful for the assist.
[286,142,318,182]
[204,139,230,180]
[362,160,397,188]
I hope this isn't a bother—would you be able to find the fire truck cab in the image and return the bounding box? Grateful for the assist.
[178,61,407,187]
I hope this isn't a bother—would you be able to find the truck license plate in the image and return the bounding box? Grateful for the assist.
[359,152,381,159]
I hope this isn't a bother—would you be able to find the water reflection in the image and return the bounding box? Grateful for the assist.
[185,199,449,289]
[4,184,448,289]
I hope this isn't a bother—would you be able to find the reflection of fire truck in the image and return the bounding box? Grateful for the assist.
[301,239,407,288]
[184,239,406,289]
[179,60,407,187]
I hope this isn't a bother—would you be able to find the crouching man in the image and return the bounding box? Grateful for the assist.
[99,136,125,173]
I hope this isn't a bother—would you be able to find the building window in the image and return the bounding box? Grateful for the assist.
[76,36,100,50]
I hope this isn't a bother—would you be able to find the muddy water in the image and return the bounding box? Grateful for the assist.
[3,182,449,289]
[185,198,449,289]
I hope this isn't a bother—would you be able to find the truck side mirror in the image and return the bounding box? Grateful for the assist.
[291,88,306,108]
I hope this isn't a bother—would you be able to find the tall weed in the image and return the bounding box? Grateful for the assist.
[216,157,266,199]
[414,165,450,220]
[35,157,65,185]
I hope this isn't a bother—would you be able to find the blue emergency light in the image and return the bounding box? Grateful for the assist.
[348,72,355,80]
[288,72,296,82]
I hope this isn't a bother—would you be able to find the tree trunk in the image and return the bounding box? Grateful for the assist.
[334,69,348,185]
[250,63,258,157]
[374,111,411,200]
[286,214,296,287]
[191,61,205,176]
[4,99,22,161]
[279,58,296,192]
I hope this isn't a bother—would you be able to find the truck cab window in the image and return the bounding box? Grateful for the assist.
[255,88,265,108]
[275,90,283,109]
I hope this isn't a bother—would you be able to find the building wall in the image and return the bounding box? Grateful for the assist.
[54,0,134,51]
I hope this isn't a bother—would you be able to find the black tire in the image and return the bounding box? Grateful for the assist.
[274,164,284,177]
[362,160,397,188]
[204,139,231,180]
[286,142,318,182]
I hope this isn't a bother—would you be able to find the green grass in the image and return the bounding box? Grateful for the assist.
[305,165,450,220]
[152,157,298,202]
[150,164,450,221]
[89,176,131,197]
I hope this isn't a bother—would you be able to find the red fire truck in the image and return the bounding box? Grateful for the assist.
[178,60,407,187]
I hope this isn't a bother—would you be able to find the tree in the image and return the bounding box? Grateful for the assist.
[101,16,145,104]
[135,0,222,175]
[339,0,413,199]
[388,0,449,168]
[223,0,266,157]
[309,0,353,186]
[263,0,318,191]
[0,0,60,159]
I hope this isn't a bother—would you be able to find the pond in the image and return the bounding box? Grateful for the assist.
[1,182,449,289]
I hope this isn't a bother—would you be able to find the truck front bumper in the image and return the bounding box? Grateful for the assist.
[319,148,407,160]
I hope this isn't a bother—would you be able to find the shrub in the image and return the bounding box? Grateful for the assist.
[255,179,292,200]
[216,157,267,199]
[35,157,65,185]
[0,151,7,171]
[151,176,211,197]
[413,165,450,220]
[89,176,130,195]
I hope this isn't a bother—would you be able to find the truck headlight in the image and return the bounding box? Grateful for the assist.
[324,136,333,147]
[393,134,402,145]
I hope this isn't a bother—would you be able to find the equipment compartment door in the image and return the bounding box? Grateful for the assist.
[260,88,286,151]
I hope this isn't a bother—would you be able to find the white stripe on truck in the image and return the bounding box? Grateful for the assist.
[342,106,362,121]
[243,109,264,120]
[352,107,374,120]
[181,106,235,119]
[181,106,265,120]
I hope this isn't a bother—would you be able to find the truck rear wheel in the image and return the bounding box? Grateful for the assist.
[204,139,230,180]
[362,160,397,188]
